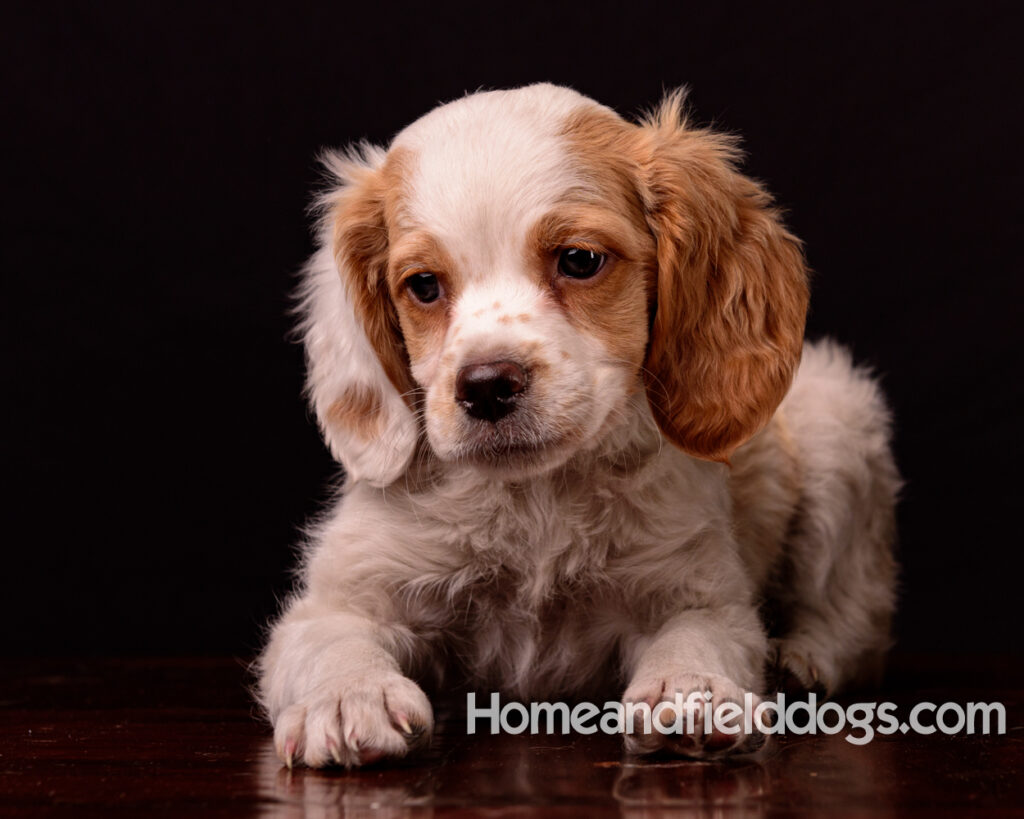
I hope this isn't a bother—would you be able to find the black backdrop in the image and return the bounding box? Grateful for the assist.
[6,1,1022,657]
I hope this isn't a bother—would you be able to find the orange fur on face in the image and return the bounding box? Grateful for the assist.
[530,111,658,378]
[387,231,459,367]
[633,93,809,462]
[527,204,653,373]
[332,154,463,405]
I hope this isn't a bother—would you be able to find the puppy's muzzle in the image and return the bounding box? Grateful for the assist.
[455,360,528,422]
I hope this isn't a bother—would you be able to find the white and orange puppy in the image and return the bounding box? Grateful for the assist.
[258,84,899,768]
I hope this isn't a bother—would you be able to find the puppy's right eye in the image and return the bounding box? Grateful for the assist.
[557,247,605,279]
[406,272,442,304]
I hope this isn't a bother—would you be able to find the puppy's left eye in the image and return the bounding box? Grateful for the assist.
[406,272,442,303]
[557,248,605,279]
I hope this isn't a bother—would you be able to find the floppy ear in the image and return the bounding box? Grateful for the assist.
[637,92,809,462]
[296,145,418,486]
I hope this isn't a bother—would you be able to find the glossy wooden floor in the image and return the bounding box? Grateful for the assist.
[2,656,1022,817]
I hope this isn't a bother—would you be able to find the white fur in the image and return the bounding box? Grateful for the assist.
[258,85,900,768]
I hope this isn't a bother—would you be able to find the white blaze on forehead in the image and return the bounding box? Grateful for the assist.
[391,84,609,279]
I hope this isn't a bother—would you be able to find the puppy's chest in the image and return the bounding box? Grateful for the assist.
[402,484,665,697]
[439,510,629,628]
[437,561,629,698]
[438,482,645,602]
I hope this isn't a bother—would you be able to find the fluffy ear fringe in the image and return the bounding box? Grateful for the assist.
[293,146,417,487]
[638,90,809,462]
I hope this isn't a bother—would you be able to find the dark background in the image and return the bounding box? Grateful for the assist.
[5,1,1022,658]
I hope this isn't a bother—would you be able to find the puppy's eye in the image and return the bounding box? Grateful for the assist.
[406,272,442,304]
[557,247,605,279]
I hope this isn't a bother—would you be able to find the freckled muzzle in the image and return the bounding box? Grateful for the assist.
[455,360,529,423]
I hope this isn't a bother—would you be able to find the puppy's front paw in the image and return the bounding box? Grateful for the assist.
[272,673,433,768]
[621,671,766,758]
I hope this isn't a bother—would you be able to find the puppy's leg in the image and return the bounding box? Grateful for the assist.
[772,341,901,695]
[771,459,899,694]
[258,600,432,768]
[622,603,768,757]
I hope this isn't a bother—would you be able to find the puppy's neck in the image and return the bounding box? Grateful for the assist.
[397,394,667,496]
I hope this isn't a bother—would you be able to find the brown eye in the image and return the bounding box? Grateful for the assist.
[406,272,441,303]
[557,247,605,279]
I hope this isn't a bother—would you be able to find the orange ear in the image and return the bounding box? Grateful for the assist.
[328,149,416,402]
[296,146,418,487]
[637,92,809,462]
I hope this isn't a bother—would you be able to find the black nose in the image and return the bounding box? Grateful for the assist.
[455,361,528,422]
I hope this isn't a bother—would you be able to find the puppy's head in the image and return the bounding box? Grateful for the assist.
[303,85,808,485]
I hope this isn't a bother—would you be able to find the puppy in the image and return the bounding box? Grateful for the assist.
[258,84,900,768]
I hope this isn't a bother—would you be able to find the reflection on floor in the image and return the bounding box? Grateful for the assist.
[3,656,1021,816]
